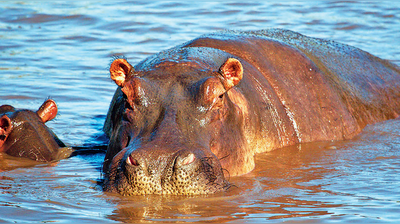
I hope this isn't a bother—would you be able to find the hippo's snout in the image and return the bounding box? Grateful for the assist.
[106,147,229,195]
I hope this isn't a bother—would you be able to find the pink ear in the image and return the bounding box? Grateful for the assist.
[110,58,134,87]
[0,115,12,150]
[219,58,243,90]
[36,99,58,123]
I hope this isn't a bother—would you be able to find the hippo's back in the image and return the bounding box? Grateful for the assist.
[182,29,400,144]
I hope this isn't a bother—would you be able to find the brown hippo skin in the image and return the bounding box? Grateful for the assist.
[103,29,400,195]
[0,99,67,161]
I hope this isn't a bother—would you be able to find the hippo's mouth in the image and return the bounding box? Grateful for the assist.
[103,148,230,195]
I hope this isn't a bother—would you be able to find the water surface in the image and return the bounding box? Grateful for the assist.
[0,1,399,223]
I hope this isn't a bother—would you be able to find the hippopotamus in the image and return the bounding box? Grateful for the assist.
[103,29,400,195]
[0,99,69,162]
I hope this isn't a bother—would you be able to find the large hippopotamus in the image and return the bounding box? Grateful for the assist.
[0,99,69,162]
[103,29,400,195]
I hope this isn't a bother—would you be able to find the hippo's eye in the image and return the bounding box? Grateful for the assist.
[210,93,225,111]
[197,77,226,110]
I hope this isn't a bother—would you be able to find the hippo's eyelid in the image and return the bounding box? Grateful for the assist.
[210,95,224,109]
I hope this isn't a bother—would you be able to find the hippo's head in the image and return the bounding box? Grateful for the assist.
[0,99,67,161]
[103,53,255,195]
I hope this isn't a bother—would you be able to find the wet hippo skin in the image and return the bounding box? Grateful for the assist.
[0,99,69,162]
[103,29,400,195]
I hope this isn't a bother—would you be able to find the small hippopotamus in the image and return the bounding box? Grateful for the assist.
[0,99,69,162]
[103,29,400,195]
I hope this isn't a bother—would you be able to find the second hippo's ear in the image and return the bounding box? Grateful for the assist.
[110,58,134,87]
[219,58,243,90]
[0,115,12,149]
[36,99,58,123]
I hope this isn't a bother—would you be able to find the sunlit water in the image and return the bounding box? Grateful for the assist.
[1,1,400,223]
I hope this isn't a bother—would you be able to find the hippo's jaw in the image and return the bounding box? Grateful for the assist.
[103,110,232,196]
[103,145,230,195]
[104,111,231,195]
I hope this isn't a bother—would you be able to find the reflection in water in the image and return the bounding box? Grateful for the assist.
[0,1,400,223]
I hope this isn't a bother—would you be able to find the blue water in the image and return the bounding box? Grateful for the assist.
[0,1,399,223]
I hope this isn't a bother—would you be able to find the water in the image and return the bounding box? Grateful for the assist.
[1,1,400,223]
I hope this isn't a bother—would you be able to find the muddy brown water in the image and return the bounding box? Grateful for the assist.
[1,1,400,223]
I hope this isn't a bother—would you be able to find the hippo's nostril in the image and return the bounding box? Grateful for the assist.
[176,153,196,168]
[127,155,139,166]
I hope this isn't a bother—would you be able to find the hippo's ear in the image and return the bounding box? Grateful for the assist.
[36,99,58,123]
[219,58,243,90]
[110,58,134,87]
[0,115,12,149]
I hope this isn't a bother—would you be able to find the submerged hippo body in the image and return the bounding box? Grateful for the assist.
[103,29,400,195]
[0,99,67,162]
